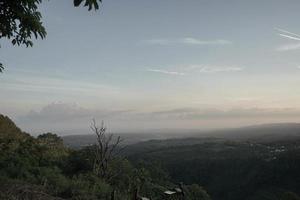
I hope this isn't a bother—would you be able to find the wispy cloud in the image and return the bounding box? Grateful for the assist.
[0,75,120,96]
[142,37,232,46]
[185,65,244,73]
[180,38,232,45]
[227,97,262,102]
[143,39,170,45]
[16,103,300,134]
[149,107,300,120]
[146,68,186,76]
[276,43,300,51]
[146,65,243,76]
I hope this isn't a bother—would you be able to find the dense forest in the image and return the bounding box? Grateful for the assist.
[0,114,210,200]
[125,138,300,200]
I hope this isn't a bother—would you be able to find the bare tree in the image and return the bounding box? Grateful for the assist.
[90,119,124,181]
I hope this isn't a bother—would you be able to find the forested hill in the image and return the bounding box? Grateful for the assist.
[125,137,300,200]
[1,114,300,200]
[0,115,29,139]
[0,115,68,199]
[0,114,211,200]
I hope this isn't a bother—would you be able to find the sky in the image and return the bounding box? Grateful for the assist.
[1,0,300,135]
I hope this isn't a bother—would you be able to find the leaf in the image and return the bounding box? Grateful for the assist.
[74,0,84,7]
[94,2,99,10]
[0,63,4,73]
[12,39,16,45]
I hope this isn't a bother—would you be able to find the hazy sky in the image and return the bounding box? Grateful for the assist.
[1,0,300,135]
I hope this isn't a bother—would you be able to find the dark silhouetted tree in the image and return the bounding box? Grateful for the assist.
[90,119,123,182]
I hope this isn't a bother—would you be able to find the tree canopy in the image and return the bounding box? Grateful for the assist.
[0,0,102,72]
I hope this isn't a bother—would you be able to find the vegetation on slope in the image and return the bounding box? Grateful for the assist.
[0,114,210,200]
[126,139,300,200]
[2,113,300,200]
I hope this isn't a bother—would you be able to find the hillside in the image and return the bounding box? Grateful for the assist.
[2,114,300,200]
[124,135,300,200]
[0,115,211,200]
[0,114,30,139]
[62,122,300,200]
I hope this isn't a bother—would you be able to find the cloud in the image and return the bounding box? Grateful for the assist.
[276,43,300,51]
[142,37,232,46]
[146,68,186,76]
[24,104,298,125]
[1,75,120,96]
[16,102,134,133]
[146,65,243,76]
[148,107,300,120]
[197,66,243,73]
[184,65,244,73]
[15,103,300,134]
[180,38,232,45]
[19,103,133,123]
[142,39,171,45]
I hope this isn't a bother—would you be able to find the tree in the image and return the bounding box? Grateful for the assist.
[37,133,69,164]
[0,0,102,72]
[185,184,211,200]
[90,119,123,182]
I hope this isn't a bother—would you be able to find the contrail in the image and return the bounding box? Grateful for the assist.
[278,33,300,41]
[275,28,300,38]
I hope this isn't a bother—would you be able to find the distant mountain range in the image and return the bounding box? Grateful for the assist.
[195,123,300,141]
[62,123,300,148]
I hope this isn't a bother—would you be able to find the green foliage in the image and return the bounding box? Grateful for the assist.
[0,63,3,73]
[0,0,102,47]
[135,160,171,185]
[0,115,211,200]
[185,184,211,200]
[0,114,26,138]
[247,189,300,200]
[70,173,112,200]
[2,114,300,200]
[280,192,300,200]
[74,0,102,10]
[63,147,94,175]
[37,132,69,165]
[37,167,71,196]
[0,180,65,200]
[0,0,46,47]
[127,138,300,200]
[0,115,40,181]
